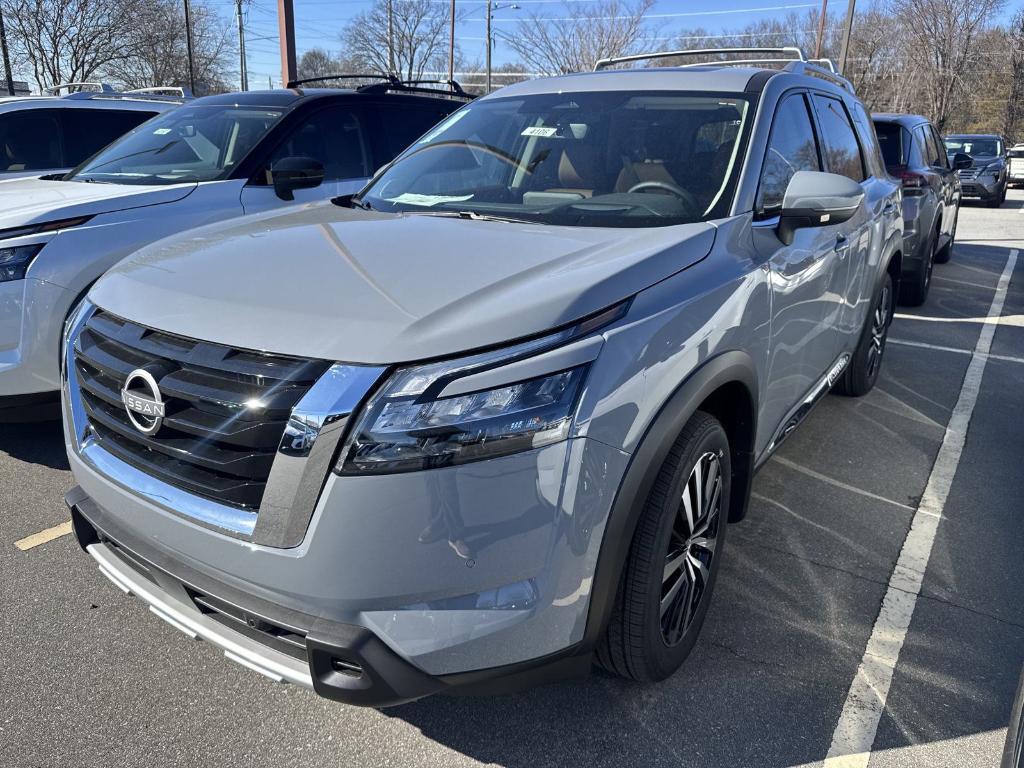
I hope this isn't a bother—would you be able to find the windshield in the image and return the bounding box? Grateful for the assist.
[945,137,1001,157]
[359,91,752,228]
[69,105,284,185]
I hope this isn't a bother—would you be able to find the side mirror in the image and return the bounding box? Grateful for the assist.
[777,171,865,246]
[268,156,325,201]
[952,152,972,171]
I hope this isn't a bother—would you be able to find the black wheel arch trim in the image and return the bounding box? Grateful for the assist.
[579,349,758,654]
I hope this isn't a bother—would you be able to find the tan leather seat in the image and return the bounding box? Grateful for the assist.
[544,145,599,198]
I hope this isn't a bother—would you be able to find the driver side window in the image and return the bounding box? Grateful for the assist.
[757,93,822,216]
[265,105,370,182]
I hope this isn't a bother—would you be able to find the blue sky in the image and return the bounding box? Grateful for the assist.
[212,0,834,88]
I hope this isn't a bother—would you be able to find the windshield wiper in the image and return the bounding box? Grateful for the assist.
[409,210,539,225]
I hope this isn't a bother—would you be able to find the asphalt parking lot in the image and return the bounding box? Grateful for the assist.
[2,193,1022,768]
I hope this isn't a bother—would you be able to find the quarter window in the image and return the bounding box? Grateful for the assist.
[757,93,821,215]
[812,94,865,183]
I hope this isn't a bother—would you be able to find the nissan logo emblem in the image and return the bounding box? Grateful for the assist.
[121,368,165,435]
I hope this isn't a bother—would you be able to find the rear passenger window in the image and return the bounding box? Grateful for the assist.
[61,109,157,166]
[267,105,370,181]
[757,93,821,215]
[0,110,62,171]
[811,95,865,183]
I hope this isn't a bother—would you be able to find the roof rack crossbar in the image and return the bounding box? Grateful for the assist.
[594,46,807,71]
[124,86,193,98]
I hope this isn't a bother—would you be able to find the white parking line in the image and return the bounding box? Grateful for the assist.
[14,521,73,551]
[888,337,1024,365]
[893,312,1024,327]
[823,248,1018,768]
[770,456,916,512]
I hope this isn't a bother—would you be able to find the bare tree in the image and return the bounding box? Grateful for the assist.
[889,0,1006,132]
[501,0,656,75]
[103,0,234,93]
[1,0,139,89]
[340,0,453,80]
[1002,10,1024,140]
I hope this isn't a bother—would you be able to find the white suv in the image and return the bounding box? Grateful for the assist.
[0,89,179,179]
[0,82,468,413]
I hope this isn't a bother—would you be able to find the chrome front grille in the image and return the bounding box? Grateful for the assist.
[957,168,980,181]
[72,309,331,510]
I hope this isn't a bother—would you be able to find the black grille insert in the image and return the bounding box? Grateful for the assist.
[74,309,330,510]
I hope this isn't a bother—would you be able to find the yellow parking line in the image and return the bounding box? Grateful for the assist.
[14,521,73,551]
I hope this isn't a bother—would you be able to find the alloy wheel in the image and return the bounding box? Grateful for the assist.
[866,280,892,379]
[661,450,723,646]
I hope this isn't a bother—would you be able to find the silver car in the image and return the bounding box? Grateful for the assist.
[63,49,902,705]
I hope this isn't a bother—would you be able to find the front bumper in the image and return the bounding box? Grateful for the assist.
[959,175,1001,199]
[69,489,591,706]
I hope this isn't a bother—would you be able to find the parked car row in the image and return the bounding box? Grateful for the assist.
[0,51,992,708]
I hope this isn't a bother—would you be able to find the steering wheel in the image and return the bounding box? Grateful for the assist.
[626,180,697,211]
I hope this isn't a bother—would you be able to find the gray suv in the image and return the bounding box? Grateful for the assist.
[62,49,902,706]
[873,113,965,305]
[945,133,1008,207]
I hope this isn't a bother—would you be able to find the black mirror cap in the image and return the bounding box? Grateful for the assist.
[270,156,326,201]
[952,152,973,171]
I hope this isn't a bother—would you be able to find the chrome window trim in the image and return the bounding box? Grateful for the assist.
[63,299,386,545]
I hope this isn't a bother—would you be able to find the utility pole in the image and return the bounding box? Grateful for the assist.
[448,0,455,82]
[236,0,248,91]
[485,0,492,94]
[838,0,856,75]
[0,9,14,97]
[814,0,829,60]
[277,0,296,87]
[387,0,396,76]
[485,3,517,94]
[183,0,197,93]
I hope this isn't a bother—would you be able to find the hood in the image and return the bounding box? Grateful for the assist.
[90,202,716,364]
[0,177,196,230]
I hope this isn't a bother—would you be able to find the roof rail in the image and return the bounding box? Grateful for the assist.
[45,82,116,95]
[286,72,473,99]
[285,73,391,88]
[594,46,806,71]
[783,59,855,93]
[357,77,474,99]
[124,86,193,98]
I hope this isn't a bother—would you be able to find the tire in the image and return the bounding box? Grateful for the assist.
[987,186,1006,208]
[899,231,935,307]
[934,207,957,264]
[835,271,894,397]
[596,411,730,682]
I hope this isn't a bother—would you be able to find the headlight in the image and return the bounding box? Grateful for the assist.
[335,301,628,475]
[0,243,45,282]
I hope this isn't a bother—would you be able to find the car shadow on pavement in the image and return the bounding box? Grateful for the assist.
[0,418,70,471]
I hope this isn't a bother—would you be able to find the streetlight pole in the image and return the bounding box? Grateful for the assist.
[236,0,248,91]
[183,0,197,93]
